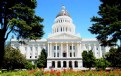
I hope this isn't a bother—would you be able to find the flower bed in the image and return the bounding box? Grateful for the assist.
[0,69,121,76]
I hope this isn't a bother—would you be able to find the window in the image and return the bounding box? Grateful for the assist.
[61,27,62,32]
[54,46,56,50]
[30,56,32,58]
[73,46,75,50]
[97,47,98,50]
[70,53,72,57]
[74,52,75,57]
[57,53,59,57]
[70,46,72,50]
[54,52,56,57]
[57,46,59,50]
[35,56,37,58]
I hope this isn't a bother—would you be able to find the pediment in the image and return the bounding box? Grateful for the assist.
[48,33,81,39]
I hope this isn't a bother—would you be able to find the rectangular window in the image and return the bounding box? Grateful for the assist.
[97,47,98,50]
[57,53,59,57]
[70,53,72,57]
[57,46,59,50]
[73,46,75,50]
[54,52,56,57]
[54,46,56,50]
[70,46,72,50]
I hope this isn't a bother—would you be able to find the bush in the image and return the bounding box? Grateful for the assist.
[25,61,33,70]
[95,58,110,70]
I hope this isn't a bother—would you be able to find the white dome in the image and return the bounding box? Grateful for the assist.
[52,6,75,34]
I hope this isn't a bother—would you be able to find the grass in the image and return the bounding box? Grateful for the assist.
[0,69,121,76]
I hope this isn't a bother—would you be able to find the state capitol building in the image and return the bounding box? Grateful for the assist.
[11,6,110,69]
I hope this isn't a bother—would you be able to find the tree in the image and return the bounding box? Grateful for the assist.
[37,48,47,68]
[95,58,110,70]
[2,46,27,70]
[82,50,96,70]
[88,0,121,47]
[105,47,121,68]
[0,0,44,68]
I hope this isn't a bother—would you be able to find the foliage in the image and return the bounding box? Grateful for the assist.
[0,0,44,69]
[2,46,27,70]
[105,47,121,68]
[25,61,33,70]
[37,49,47,68]
[95,58,110,70]
[88,0,121,47]
[82,50,96,69]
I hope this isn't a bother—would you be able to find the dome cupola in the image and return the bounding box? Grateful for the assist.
[56,5,71,18]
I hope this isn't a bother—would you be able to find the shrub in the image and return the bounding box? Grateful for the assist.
[95,58,110,70]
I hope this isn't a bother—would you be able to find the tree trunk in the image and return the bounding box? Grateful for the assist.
[0,38,5,70]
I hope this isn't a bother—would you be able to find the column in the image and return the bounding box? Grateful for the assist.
[93,44,97,58]
[88,44,91,50]
[67,61,69,68]
[32,45,35,59]
[26,45,29,59]
[61,43,63,57]
[66,42,68,57]
[72,42,73,57]
[50,43,52,57]
[72,61,74,69]
[83,44,87,51]
[38,44,40,56]
[78,60,83,68]
[99,45,102,58]
[78,43,81,57]
[55,61,57,69]
[61,61,63,68]
[56,43,57,57]
[48,43,50,57]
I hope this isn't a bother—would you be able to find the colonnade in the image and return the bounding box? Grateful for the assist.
[47,42,81,58]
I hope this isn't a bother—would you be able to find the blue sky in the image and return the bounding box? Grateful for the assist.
[35,0,101,39]
[7,0,101,41]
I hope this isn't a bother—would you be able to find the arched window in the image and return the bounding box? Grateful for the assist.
[63,61,66,67]
[74,61,78,67]
[57,61,61,68]
[52,61,55,68]
[69,61,72,68]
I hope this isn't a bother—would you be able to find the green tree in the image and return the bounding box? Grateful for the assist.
[88,0,121,47]
[37,49,47,68]
[2,46,27,70]
[105,47,121,68]
[82,50,96,70]
[0,0,44,69]
[95,58,110,70]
